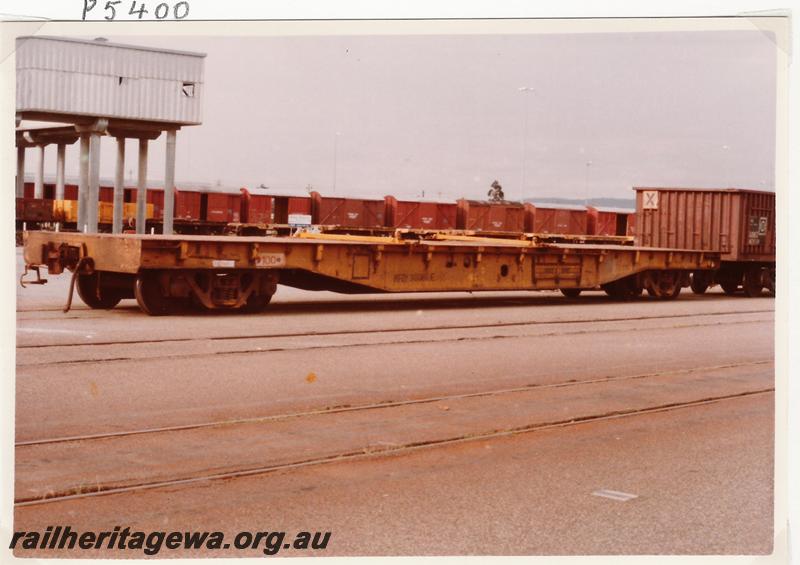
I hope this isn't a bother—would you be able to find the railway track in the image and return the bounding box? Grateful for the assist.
[17,306,773,349]
[16,292,774,320]
[17,359,771,447]
[15,277,776,515]
[16,382,773,507]
[16,311,772,369]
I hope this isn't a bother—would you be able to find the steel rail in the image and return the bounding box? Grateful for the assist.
[16,317,773,369]
[16,308,775,349]
[16,360,772,448]
[14,387,774,507]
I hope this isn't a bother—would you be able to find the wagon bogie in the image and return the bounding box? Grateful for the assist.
[642,269,685,300]
[133,269,279,315]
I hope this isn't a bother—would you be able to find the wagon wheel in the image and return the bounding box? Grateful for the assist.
[76,271,123,309]
[601,281,624,299]
[134,270,174,316]
[629,281,644,297]
[742,267,764,297]
[690,272,710,294]
[241,292,273,313]
[601,275,642,300]
[628,277,644,298]
[643,270,682,300]
[719,279,740,295]
[560,288,582,298]
[763,267,775,297]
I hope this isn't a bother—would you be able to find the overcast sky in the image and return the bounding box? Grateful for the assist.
[26,30,777,202]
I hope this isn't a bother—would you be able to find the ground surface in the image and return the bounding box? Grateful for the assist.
[13,248,775,556]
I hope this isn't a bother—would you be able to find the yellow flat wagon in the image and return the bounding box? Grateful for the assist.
[22,230,721,315]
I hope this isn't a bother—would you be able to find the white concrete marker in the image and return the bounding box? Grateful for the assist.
[591,489,638,501]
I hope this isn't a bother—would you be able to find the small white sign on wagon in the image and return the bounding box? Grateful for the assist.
[642,190,659,210]
[255,253,287,268]
[288,214,312,226]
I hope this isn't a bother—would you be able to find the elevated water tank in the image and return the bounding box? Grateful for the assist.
[16,36,205,125]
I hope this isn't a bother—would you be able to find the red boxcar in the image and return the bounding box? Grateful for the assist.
[456,200,527,232]
[385,196,458,230]
[125,188,165,219]
[146,189,165,219]
[23,181,60,200]
[27,181,114,202]
[123,187,203,222]
[626,212,636,236]
[527,203,588,235]
[19,198,55,222]
[127,187,245,223]
[310,191,384,227]
[173,190,202,221]
[634,187,775,261]
[205,191,243,223]
[587,206,634,236]
[23,181,36,199]
[23,182,55,200]
[273,195,312,224]
[241,189,272,224]
[99,186,114,202]
[17,197,54,223]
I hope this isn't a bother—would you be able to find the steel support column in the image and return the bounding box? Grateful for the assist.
[162,129,177,235]
[77,133,90,231]
[34,145,45,198]
[113,137,125,234]
[86,132,102,233]
[16,147,25,198]
[136,138,149,235]
[55,143,66,200]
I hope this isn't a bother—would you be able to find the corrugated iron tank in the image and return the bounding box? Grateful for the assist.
[16,36,205,125]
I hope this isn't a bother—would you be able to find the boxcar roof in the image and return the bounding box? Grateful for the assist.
[589,206,635,214]
[529,202,588,211]
[633,186,775,195]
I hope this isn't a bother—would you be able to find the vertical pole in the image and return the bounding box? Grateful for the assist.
[163,129,177,235]
[136,138,148,235]
[113,137,125,234]
[332,132,338,194]
[517,87,534,201]
[87,131,102,233]
[16,146,25,198]
[521,104,528,200]
[34,145,45,198]
[78,133,90,230]
[55,143,66,200]
[584,161,591,207]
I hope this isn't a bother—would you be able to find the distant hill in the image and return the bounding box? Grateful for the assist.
[524,196,635,209]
